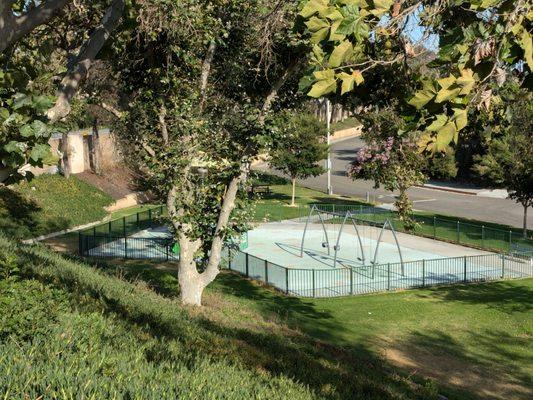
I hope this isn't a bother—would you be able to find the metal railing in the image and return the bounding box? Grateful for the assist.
[224,249,533,298]
[78,203,533,298]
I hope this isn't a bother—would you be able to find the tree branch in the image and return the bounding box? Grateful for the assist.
[199,40,216,111]
[0,0,70,53]
[258,58,302,124]
[46,0,125,122]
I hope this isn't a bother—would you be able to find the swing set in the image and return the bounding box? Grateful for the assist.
[299,205,405,277]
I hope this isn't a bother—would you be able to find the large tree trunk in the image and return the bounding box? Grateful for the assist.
[524,204,528,239]
[177,236,205,306]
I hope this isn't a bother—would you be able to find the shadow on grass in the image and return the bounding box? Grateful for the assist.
[21,248,439,400]
[417,280,533,314]
[392,328,532,400]
[0,187,70,239]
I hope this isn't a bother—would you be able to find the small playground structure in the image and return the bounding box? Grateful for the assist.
[79,205,533,298]
[299,205,404,277]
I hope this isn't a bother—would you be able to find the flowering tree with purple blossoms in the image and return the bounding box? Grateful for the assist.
[349,110,425,230]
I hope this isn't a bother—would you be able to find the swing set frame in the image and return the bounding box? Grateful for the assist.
[299,205,405,277]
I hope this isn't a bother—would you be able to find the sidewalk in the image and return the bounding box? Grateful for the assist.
[419,181,509,199]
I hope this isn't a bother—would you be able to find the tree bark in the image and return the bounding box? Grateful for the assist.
[0,0,70,53]
[291,177,296,206]
[199,41,216,111]
[523,204,529,239]
[46,0,125,123]
[60,132,70,178]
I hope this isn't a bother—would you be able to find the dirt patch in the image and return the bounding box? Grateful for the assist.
[76,166,138,200]
[382,339,532,400]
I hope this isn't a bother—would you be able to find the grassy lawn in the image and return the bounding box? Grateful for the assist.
[101,258,533,400]
[0,174,113,239]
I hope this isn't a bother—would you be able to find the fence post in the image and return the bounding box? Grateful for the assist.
[245,253,249,277]
[122,217,126,237]
[350,267,353,295]
[312,269,316,298]
[264,260,268,283]
[78,232,82,256]
[509,230,512,251]
[285,268,289,294]
[124,237,128,260]
[108,221,112,234]
[457,221,460,243]
[166,242,169,261]
[148,209,152,226]
[481,225,485,248]
[501,254,505,278]
[433,217,436,239]
[422,259,425,287]
[387,263,391,290]
[136,212,139,226]
[463,256,467,282]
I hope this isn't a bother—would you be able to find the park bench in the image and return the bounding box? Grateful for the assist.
[249,184,271,198]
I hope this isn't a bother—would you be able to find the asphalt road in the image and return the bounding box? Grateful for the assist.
[263,136,532,229]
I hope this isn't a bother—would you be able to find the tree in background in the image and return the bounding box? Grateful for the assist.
[270,113,328,206]
[349,109,425,230]
[474,97,533,238]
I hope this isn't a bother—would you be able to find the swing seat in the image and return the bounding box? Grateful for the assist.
[321,242,329,248]
[333,245,341,251]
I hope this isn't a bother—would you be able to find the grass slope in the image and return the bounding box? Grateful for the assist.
[107,259,533,400]
[0,174,113,239]
[0,235,439,400]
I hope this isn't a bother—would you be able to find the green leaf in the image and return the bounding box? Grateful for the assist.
[435,122,457,151]
[435,87,461,103]
[370,0,393,16]
[29,143,51,163]
[426,114,448,132]
[19,124,34,138]
[31,120,48,138]
[408,82,436,109]
[520,29,533,68]
[300,0,329,18]
[329,41,353,67]
[4,141,26,155]
[338,72,355,94]
[0,107,9,121]
[437,75,456,90]
[311,27,330,43]
[308,79,337,97]
[455,68,475,95]
[452,108,468,131]
[306,16,329,32]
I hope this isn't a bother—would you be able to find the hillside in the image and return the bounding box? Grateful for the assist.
[0,174,113,239]
[0,234,439,399]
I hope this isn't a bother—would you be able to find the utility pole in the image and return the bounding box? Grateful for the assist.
[326,99,333,195]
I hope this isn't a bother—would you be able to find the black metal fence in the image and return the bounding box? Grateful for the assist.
[224,249,533,298]
[78,204,533,298]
